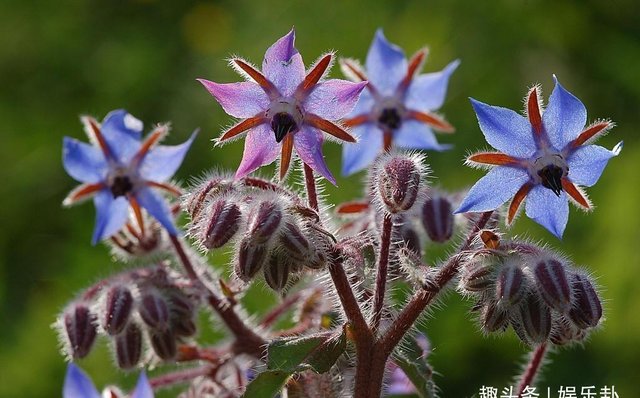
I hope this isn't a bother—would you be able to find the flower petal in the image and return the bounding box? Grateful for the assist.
[455,166,530,213]
[470,98,537,158]
[92,190,129,245]
[543,76,587,150]
[342,124,383,176]
[525,184,569,239]
[567,143,621,187]
[63,137,108,183]
[294,126,336,185]
[131,372,154,398]
[406,59,460,111]
[365,29,407,95]
[305,80,368,120]
[262,29,305,97]
[139,131,197,182]
[136,187,177,235]
[235,123,280,179]
[101,110,143,163]
[63,364,101,398]
[198,79,269,118]
[348,87,376,118]
[394,119,451,150]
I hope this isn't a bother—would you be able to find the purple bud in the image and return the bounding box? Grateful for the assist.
[304,251,327,270]
[481,302,509,333]
[139,291,170,331]
[496,263,525,306]
[115,323,143,369]
[264,255,290,291]
[184,176,232,220]
[167,291,195,319]
[421,196,453,243]
[279,222,310,260]
[533,259,572,313]
[398,224,422,257]
[376,156,421,213]
[517,295,552,344]
[150,329,177,360]
[103,285,134,335]
[550,316,588,346]
[173,317,197,337]
[462,264,494,292]
[235,239,267,281]
[64,303,97,359]
[202,200,242,249]
[247,201,283,243]
[569,273,602,329]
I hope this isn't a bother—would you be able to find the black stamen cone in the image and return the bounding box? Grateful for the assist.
[538,165,564,196]
[111,176,133,198]
[271,112,297,143]
[378,108,402,130]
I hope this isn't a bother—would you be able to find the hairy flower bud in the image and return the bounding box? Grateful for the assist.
[481,302,509,333]
[235,239,267,281]
[496,262,525,307]
[173,317,197,337]
[115,323,143,369]
[533,259,572,313]
[103,285,134,335]
[569,273,602,329]
[63,303,98,359]
[139,291,170,331]
[264,255,290,291]
[184,176,233,220]
[422,195,453,243]
[246,201,283,243]
[462,263,495,292]
[376,155,422,213]
[516,294,552,344]
[279,222,310,260]
[150,329,177,360]
[201,199,242,249]
[397,223,422,257]
[550,316,588,346]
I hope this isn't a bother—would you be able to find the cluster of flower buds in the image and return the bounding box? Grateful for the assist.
[57,263,199,368]
[185,174,334,290]
[459,236,603,346]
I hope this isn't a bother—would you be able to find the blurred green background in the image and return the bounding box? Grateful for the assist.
[1,0,638,396]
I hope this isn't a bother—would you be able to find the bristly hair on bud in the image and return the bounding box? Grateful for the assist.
[56,301,98,360]
[371,151,429,214]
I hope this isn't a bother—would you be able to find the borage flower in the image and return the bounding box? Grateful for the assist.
[63,110,196,244]
[456,76,622,238]
[198,29,366,185]
[63,363,153,398]
[340,29,459,175]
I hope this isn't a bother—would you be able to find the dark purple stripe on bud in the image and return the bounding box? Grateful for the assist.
[173,317,197,337]
[422,196,453,243]
[517,294,552,344]
[247,201,283,243]
[115,323,143,369]
[279,222,310,260]
[534,259,572,313]
[167,291,195,319]
[139,292,170,331]
[235,239,267,281]
[150,329,177,360]
[569,273,602,329]
[377,157,421,213]
[264,255,290,291]
[496,263,525,306]
[203,200,241,249]
[64,303,98,359]
[103,285,134,335]
[462,264,494,292]
[481,302,509,333]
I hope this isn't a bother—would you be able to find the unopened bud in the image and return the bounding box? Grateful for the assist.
[398,224,422,257]
[517,294,551,344]
[115,323,142,369]
[103,285,134,335]
[462,263,495,292]
[550,316,588,346]
[63,303,97,359]
[173,317,197,337]
[481,302,509,333]
[422,196,453,243]
[569,273,602,329]
[304,251,327,270]
[184,176,232,220]
[150,329,177,360]
[247,201,283,243]
[376,156,421,213]
[202,200,241,249]
[280,222,310,260]
[167,291,195,319]
[533,259,572,313]
[139,291,170,331]
[264,255,290,291]
[235,239,267,281]
[496,262,525,306]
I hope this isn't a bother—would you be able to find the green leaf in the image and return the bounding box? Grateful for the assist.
[267,330,346,374]
[393,335,435,398]
[303,330,347,373]
[241,370,290,398]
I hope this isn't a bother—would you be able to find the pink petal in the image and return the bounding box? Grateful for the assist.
[304,80,368,120]
[198,79,269,118]
[293,126,336,185]
[262,29,305,97]
[235,123,280,179]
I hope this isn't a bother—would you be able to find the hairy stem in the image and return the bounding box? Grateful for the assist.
[517,343,548,396]
[303,163,319,211]
[371,212,393,333]
[148,366,213,391]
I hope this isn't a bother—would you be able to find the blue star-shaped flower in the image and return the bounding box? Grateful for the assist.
[340,29,460,176]
[64,363,153,398]
[62,110,196,244]
[456,76,622,238]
